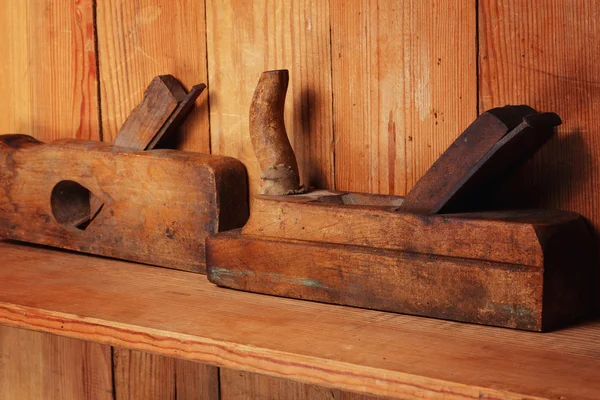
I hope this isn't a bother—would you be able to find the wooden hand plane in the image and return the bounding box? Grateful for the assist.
[206,70,594,331]
[0,75,249,272]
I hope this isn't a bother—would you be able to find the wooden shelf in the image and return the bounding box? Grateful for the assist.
[0,241,598,399]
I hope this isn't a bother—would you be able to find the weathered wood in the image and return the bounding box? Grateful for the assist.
[97,0,210,151]
[146,84,206,150]
[114,348,219,400]
[479,0,600,310]
[220,369,387,400]
[175,357,220,400]
[247,69,558,214]
[109,71,215,396]
[211,118,592,328]
[244,192,565,267]
[113,75,204,151]
[1,241,600,399]
[250,70,302,195]
[208,213,594,331]
[0,2,105,399]
[206,0,334,195]
[0,325,113,400]
[400,106,561,213]
[210,67,590,330]
[0,136,248,272]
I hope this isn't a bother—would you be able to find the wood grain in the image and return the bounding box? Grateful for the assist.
[400,107,560,214]
[0,138,248,272]
[244,193,549,267]
[174,357,220,400]
[96,0,209,151]
[1,242,599,400]
[221,368,336,400]
[220,368,386,400]
[2,0,600,398]
[0,325,112,400]
[479,0,600,308]
[207,218,593,331]
[114,348,219,400]
[0,0,99,141]
[112,75,186,150]
[330,0,477,194]
[250,70,302,195]
[0,2,106,399]
[206,0,334,195]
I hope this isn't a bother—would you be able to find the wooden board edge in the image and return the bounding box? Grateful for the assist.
[243,196,549,268]
[206,230,545,331]
[0,302,543,400]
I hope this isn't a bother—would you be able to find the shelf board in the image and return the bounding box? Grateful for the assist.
[0,241,598,399]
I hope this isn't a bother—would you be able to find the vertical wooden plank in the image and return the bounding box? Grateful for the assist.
[175,358,220,400]
[0,0,99,140]
[113,348,219,400]
[0,326,113,400]
[96,3,220,398]
[96,0,210,151]
[479,0,600,307]
[206,0,334,195]
[0,1,105,398]
[331,0,477,194]
[220,369,333,400]
[113,349,175,400]
[220,369,387,400]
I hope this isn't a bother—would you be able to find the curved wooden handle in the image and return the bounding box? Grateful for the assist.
[249,70,301,195]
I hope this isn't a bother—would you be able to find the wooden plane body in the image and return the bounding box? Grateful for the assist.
[207,71,591,331]
[0,135,249,272]
[207,190,595,331]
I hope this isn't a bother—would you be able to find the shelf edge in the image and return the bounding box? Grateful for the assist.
[0,301,543,400]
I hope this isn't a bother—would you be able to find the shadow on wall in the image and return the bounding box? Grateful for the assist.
[491,130,592,210]
[297,87,330,190]
[489,126,599,311]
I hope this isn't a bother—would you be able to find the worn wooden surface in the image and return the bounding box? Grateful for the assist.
[246,193,549,266]
[1,241,600,399]
[208,212,594,331]
[250,70,302,195]
[0,0,223,398]
[0,137,248,272]
[0,2,107,399]
[112,75,188,150]
[0,325,113,400]
[2,0,600,398]
[97,0,210,151]
[479,0,600,309]
[400,107,560,214]
[206,0,334,195]
[220,368,388,400]
[113,348,219,400]
[215,77,581,330]
[145,83,207,150]
[331,0,477,194]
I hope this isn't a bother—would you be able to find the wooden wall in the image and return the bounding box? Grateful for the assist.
[1,0,599,399]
